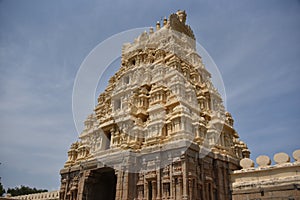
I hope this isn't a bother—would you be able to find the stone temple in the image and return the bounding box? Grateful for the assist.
[56,10,299,200]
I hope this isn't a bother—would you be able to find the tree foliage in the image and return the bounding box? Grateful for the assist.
[7,185,47,196]
[0,182,5,196]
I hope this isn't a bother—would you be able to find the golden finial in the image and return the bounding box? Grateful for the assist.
[149,27,154,34]
[163,16,167,26]
[156,21,160,30]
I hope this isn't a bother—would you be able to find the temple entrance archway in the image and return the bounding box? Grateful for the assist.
[85,167,116,200]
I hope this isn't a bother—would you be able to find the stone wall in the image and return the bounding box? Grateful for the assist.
[231,150,300,200]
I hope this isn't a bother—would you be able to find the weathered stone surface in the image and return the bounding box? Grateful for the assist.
[256,155,271,167]
[240,158,254,169]
[293,149,300,162]
[274,152,290,164]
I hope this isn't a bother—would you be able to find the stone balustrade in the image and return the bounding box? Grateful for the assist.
[11,190,59,200]
[231,149,300,200]
[238,149,300,170]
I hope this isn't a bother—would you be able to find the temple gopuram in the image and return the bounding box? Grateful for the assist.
[58,10,299,200]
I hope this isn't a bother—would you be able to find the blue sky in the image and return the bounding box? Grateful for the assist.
[0,0,299,191]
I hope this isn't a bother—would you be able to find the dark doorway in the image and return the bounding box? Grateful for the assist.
[86,167,116,200]
[148,181,152,200]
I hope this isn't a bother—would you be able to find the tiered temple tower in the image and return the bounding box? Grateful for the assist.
[60,10,249,200]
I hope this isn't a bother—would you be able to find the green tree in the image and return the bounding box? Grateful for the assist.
[7,185,47,196]
[0,181,5,196]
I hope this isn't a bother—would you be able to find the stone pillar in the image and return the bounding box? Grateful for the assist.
[178,177,183,199]
[152,180,157,200]
[214,161,222,200]
[110,135,114,148]
[195,125,200,138]
[170,165,173,199]
[198,183,203,200]
[172,178,176,199]
[156,169,161,199]
[63,169,71,200]
[188,178,193,200]
[144,180,148,200]
[76,170,87,200]
[182,117,185,130]
[182,157,188,200]
[130,173,138,200]
[205,183,208,200]
[115,170,122,199]
[137,185,143,200]
[122,172,129,200]
[195,183,199,200]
